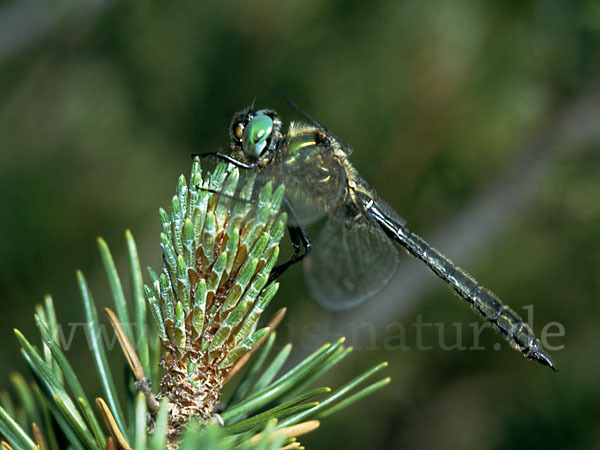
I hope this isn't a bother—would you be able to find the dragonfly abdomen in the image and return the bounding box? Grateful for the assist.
[362,196,556,370]
[406,226,556,369]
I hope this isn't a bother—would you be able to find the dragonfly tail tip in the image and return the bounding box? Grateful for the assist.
[531,350,557,372]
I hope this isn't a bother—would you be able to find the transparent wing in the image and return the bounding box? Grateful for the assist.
[235,148,345,226]
[304,214,400,311]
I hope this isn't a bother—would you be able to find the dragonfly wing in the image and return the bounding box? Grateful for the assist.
[247,146,347,226]
[304,215,400,311]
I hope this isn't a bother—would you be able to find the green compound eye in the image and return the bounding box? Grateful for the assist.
[242,113,273,159]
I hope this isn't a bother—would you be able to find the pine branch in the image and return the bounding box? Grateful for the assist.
[1,158,390,449]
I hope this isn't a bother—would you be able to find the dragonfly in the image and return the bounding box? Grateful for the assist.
[199,105,556,371]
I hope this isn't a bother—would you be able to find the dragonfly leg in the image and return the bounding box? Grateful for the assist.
[191,152,260,169]
[191,152,306,283]
[268,198,312,284]
[195,187,253,205]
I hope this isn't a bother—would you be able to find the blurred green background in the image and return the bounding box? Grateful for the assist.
[1,0,599,448]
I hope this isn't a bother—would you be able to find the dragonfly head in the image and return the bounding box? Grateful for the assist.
[230,108,282,163]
